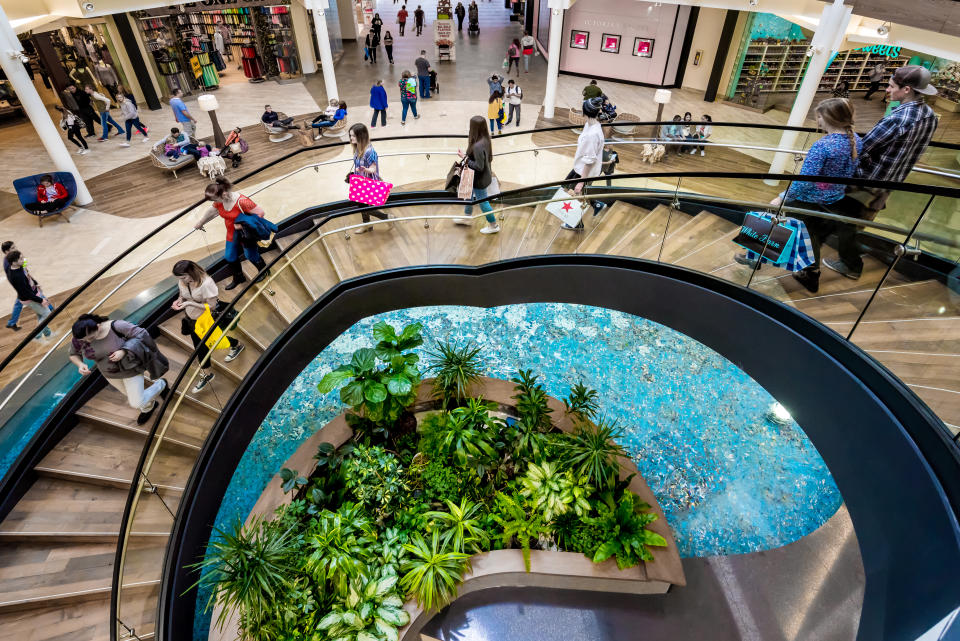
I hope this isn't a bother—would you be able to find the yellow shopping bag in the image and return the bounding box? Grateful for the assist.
[194,304,229,350]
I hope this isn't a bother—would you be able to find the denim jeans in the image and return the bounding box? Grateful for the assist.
[418,75,431,98]
[125,118,148,141]
[401,96,418,121]
[24,301,52,337]
[489,118,501,134]
[523,53,531,71]
[7,300,22,327]
[464,186,496,224]
[99,111,125,138]
[312,120,335,129]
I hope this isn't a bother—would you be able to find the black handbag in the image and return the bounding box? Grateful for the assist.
[214,299,238,323]
[445,159,465,192]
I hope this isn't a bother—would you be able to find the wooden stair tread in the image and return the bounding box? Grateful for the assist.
[228,293,288,352]
[658,211,740,263]
[787,279,953,324]
[512,204,561,257]
[0,598,111,641]
[607,205,684,259]
[155,335,239,400]
[77,388,211,451]
[426,204,532,266]
[157,316,260,384]
[674,227,744,274]
[868,351,960,393]
[844,317,960,353]
[239,261,305,324]
[259,247,319,312]
[276,234,340,298]
[636,209,697,260]
[320,212,433,280]
[575,201,650,255]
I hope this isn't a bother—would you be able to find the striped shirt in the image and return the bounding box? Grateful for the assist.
[857,100,937,183]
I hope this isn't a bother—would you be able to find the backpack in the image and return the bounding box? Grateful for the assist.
[405,77,417,94]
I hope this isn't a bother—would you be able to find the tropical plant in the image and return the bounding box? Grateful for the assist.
[426,497,490,553]
[559,417,628,488]
[430,401,502,474]
[375,526,411,574]
[507,416,548,466]
[426,340,484,408]
[419,459,462,504]
[343,445,409,523]
[492,492,549,572]
[317,322,423,427]
[187,515,298,636]
[305,503,377,596]
[511,369,553,432]
[315,441,355,472]
[519,461,575,520]
[317,568,411,641]
[280,467,308,494]
[585,493,668,569]
[563,382,600,421]
[400,530,472,611]
[304,472,347,515]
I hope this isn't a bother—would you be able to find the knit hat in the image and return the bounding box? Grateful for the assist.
[893,65,937,96]
[582,97,604,118]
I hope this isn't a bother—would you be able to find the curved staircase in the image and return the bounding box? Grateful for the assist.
[0,195,957,641]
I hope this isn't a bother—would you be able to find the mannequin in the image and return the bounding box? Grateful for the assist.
[94,61,119,89]
[69,61,96,90]
[213,31,225,55]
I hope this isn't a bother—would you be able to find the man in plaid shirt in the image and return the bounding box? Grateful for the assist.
[824,66,938,279]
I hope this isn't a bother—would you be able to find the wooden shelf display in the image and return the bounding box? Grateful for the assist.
[818,49,907,93]
[735,42,812,96]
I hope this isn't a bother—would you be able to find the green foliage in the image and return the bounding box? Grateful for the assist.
[400,530,472,611]
[317,568,411,641]
[317,322,423,427]
[343,445,409,522]
[559,417,628,489]
[315,441,355,472]
[426,340,484,408]
[280,467,307,494]
[187,516,298,637]
[426,498,490,553]
[305,503,376,596]
[511,369,554,432]
[564,382,600,421]
[428,400,503,475]
[492,492,549,572]
[420,459,462,504]
[586,493,668,569]
[519,461,575,521]
[553,511,606,556]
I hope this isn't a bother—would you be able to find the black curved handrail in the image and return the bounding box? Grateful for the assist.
[2,121,958,376]
[158,257,960,641]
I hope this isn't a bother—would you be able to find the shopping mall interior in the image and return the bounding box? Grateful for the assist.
[0,0,958,640]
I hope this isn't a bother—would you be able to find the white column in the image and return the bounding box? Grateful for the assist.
[291,0,317,75]
[307,0,340,103]
[0,6,92,206]
[543,3,565,120]
[766,0,852,183]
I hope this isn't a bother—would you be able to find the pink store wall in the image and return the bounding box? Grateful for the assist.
[558,0,692,86]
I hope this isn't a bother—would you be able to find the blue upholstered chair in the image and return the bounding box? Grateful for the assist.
[13,172,77,227]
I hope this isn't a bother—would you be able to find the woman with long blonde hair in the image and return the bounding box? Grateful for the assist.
[349,123,393,233]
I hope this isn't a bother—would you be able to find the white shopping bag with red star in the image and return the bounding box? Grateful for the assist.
[545,187,586,227]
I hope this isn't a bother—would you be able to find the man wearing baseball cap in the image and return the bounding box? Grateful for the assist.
[824,65,938,279]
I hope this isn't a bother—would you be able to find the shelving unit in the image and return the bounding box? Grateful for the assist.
[818,50,907,93]
[137,16,192,96]
[258,6,301,80]
[735,41,811,96]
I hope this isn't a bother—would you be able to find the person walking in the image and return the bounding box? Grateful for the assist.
[4,250,53,339]
[70,84,97,137]
[69,314,169,425]
[504,79,522,127]
[170,88,197,137]
[194,177,273,290]
[414,5,425,36]
[455,2,466,31]
[582,79,602,100]
[366,30,380,63]
[86,85,124,141]
[397,5,408,36]
[370,80,389,127]
[119,95,149,147]
[735,98,862,293]
[487,90,504,135]
[825,65,938,280]
[171,260,245,393]
[561,96,607,230]
[863,62,885,100]
[521,31,536,73]
[506,39,521,77]
[456,115,500,234]
[363,30,372,61]
[349,124,393,234]
[55,105,88,154]
[415,51,432,98]
[384,30,395,64]
[487,73,502,96]
[60,84,79,113]
[398,71,419,125]
[371,12,383,38]
[3,241,54,332]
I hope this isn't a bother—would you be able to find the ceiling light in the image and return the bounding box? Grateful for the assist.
[748,0,759,6]
[877,22,889,36]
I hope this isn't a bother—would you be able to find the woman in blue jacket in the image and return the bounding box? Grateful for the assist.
[370,80,389,127]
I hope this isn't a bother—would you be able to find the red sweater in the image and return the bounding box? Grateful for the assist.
[36,183,68,203]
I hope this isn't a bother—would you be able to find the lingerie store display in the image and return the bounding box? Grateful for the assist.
[258,6,301,80]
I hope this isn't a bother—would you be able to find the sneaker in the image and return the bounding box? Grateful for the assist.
[75,149,85,155]
[224,343,245,363]
[479,225,500,234]
[353,226,372,234]
[561,223,583,231]
[453,217,472,226]
[192,372,215,393]
[142,137,150,143]
[80,148,90,155]
[592,202,607,216]
[143,125,149,134]
[700,150,705,156]
[119,142,130,147]
[414,114,420,119]
[822,257,861,280]
[97,138,107,142]
[734,253,762,269]
[792,268,820,294]
[401,120,406,125]
[6,324,20,331]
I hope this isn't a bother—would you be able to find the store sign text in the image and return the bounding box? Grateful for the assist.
[852,45,901,58]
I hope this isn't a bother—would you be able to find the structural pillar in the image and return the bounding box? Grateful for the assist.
[291,0,318,75]
[542,0,567,120]
[0,6,92,206]
[766,0,851,183]
[307,0,340,103]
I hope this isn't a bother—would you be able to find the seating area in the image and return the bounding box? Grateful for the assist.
[12,172,77,226]
[148,138,199,178]
[262,121,293,143]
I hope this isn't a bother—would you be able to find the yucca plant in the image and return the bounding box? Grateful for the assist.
[559,417,628,488]
[511,369,554,432]
[492,492,549,572]
[305,503,377,596]
[563,382,600,421]
[400,530,472,611]
[426,497,490,553]
[187,515,297,636]
[519,461,575,520]
[586,492,668,569]
[317,568,411,641]
[426,340,484,408]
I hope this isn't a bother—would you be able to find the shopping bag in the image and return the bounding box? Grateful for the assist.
[733,212,797,265]
[445,159,464,192]
[348,174,394,206]
[194,304,229,350]
[545,187,585,227]
[457,166,475,200]
[502,58,509,69]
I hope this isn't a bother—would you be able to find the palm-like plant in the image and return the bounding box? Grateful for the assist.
[586,493,668,569]
[305,503,377,596]
[317,568,411,641]
[426,497,490,553]
[187,515,297,636]
[433,402,499,471]
[563,382,600,421]
[559,417,628,488]
[493,492,549,572]
[511,369,554,432]
[426,341,484,408]
[519,461,575,520]
[400,530,472,611]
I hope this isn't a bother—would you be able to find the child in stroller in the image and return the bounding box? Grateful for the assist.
[597,94,618,123]
[221,127,249,168]
[429,69,439,95]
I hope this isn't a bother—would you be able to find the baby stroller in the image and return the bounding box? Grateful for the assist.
[221,129,249,169]
[468,11,479,34]
[429,69,439,95]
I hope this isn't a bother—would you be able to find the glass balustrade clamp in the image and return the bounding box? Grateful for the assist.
[117,619,143,641]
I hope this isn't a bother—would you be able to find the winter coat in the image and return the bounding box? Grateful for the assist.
[370,85,389,110]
